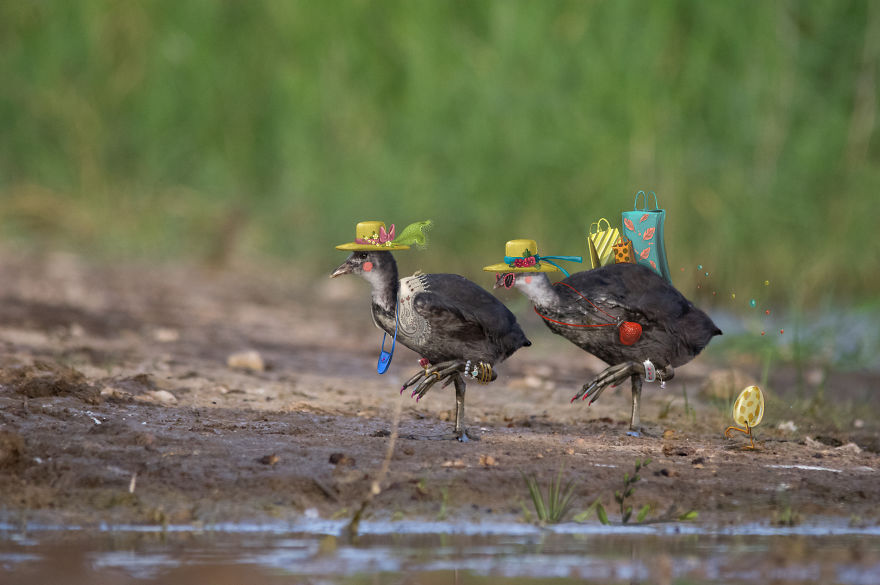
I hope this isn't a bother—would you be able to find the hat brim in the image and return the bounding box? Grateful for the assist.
[482,263,559,273]
[335,243,411,251]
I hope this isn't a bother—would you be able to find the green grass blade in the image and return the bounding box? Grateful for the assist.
[596,503,609,525]
[679,510,699,521]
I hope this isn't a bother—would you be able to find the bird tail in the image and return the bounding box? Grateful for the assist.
[682,309,722,353]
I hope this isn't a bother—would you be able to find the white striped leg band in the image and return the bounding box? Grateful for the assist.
[643,359,656,383]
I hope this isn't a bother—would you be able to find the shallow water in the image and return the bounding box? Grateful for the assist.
[3,520,880,584]
[710,307,880,373]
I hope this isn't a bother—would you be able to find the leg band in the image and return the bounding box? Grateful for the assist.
[643,359,656,383]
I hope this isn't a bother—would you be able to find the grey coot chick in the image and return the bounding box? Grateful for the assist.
[484,238,721,433]
[331,221,531,441]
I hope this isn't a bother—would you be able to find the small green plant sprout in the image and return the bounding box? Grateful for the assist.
[582,458,700,525]
[772,503,802,527]
[579,458,650,525]
[657,385,695,422]
[615,458,651,524]
[436,486,449,521]
[521,467,577,524]
[682,384,696,422]
[573,499,607,524]
[574,459,699,525]
[658,397,675,420]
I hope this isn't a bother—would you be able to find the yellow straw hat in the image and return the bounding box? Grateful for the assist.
[335,220,431,251]
[482,239,582,275]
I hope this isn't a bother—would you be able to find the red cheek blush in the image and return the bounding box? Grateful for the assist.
[525,276,532,284]
[363,261,373,272]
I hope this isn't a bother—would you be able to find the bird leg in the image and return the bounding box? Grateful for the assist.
[452,374,471,442]
[400,359,495,441]
[630,373,642,433]
[572,361,674,431]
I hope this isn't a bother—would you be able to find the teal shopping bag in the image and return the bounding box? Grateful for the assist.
[621,190,672,282]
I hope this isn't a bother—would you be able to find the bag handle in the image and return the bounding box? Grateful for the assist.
[589,217,612,235]
[377,296,399,374]
[633,190,660,211]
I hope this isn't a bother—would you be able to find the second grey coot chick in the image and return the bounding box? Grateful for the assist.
[485,239,720,434]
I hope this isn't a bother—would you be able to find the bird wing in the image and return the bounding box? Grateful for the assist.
[562,264,691,324]
[559,263,720,366]
[411,274,527,361]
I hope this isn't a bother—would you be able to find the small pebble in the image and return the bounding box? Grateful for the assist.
[101,386,132,400]
[137,390,177,405]
[227,350,265,372]
[441,459,465,468]
[154,328,180,343]
[329,453,355,466]
[479,455,498,467]
[259,453,279,466]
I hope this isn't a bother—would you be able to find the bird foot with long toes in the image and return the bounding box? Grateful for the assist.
[432,429,480,442]
[400,359,495,441]
[402,429,479,442]
[572,361,674,405]
[571,361,639,405]
[401,359,496,401]
[401,360,466,401]
[625,427,660,438]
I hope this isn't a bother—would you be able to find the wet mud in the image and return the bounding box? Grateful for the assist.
[0,252,878,528]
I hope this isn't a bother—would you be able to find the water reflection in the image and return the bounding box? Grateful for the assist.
[2,521,880,584]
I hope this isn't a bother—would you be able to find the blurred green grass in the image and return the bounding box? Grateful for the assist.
[1,0,878,307]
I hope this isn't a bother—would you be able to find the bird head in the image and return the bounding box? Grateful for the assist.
[330,250,393,280]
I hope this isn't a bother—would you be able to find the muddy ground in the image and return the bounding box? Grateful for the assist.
[0,251,878,529]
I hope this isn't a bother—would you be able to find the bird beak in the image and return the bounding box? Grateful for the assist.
[330,261,352,278]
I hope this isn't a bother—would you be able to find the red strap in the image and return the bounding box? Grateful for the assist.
[533,305,614,328]
[553,281,618,322]
[532,281,618,329]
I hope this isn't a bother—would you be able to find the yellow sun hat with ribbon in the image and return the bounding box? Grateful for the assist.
[482,239,583,276]
[335,220,432,251]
